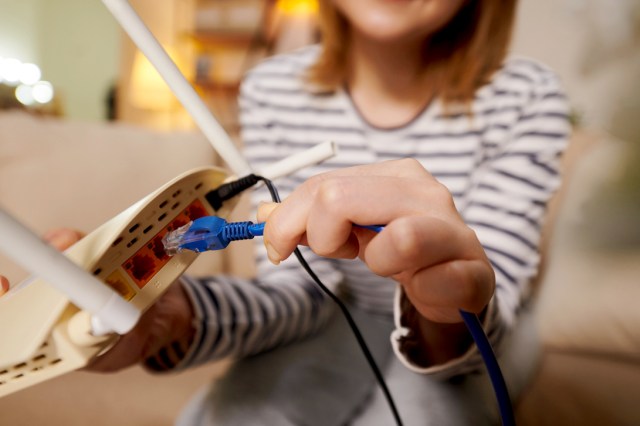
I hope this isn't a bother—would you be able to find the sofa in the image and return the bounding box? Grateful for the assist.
[515,132,640,426]
[0,110,638,425]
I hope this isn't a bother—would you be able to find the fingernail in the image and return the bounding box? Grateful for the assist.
[265,242,281,265]
[257,202,278,223]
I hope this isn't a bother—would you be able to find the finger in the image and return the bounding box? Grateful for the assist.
[0,276,9,296]
[265,175,438,263]
[312,158,435,181]
[362,216,480,277]
[86,333,144,373]
[86,309,156,373]
[43,228,85,251]
[401,258,495,318]
[261,159,438,262]
[309,231,361,259]
[256,201,278,223]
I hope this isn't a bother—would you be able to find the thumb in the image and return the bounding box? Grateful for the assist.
[256,202,278,223]
[42,228,85,251]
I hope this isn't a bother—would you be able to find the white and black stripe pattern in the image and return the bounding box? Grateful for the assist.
[156,45,569,377]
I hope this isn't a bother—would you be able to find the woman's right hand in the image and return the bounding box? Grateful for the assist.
[85,280,195,373]
[0,228,195,371]
[0,228,84,297]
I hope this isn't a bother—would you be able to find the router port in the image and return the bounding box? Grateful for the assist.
[125,254,155,286]
[150,235,168,261]
[186,203,207,220]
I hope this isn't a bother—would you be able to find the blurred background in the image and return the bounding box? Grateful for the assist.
[0,0,636,135]
[0,0,635,135]
[0,0,638,425]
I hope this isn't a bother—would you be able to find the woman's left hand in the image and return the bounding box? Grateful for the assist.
[258,159,494,325]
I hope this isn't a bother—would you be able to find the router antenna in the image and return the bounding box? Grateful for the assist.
[101,0,252,177]
[0,207,140,335]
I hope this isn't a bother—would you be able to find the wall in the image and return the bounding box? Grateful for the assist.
[512,0,639,137]
[0,0,120,121]
[0,2,41,63]
[39,0,120,121]
[2,0,636,129]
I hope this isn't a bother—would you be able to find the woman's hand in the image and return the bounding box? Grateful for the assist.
[42,228,86,251]
[0,228,84,296]
[259,159,494,323]
[1,227,195,372]
[258,159,494,364]
[87,280,195,373]
[39,232,195,373]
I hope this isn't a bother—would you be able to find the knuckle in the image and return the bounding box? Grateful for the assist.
[428,182,455,207]
[316,178,349,207]
[459,226,480,250]
[451,261,493,312]
[397,158,423,173]
[388,218,422,260]
[306,172,327,189]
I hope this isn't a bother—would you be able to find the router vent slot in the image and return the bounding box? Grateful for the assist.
[0,338,62,387]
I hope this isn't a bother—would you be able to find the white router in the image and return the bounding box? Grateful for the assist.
[0,0,335,398]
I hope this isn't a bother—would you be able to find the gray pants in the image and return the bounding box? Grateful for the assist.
[176,305,539,426]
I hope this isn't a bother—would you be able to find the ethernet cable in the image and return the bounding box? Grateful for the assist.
[164,176,516,426]
[164,216,515,426]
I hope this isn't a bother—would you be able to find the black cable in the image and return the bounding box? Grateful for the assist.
[255,175,404,426]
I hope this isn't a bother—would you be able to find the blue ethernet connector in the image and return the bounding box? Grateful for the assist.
[162,216,265,255]
[162,217,385,256]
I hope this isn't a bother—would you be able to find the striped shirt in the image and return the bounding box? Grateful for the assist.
[160,45,570,377]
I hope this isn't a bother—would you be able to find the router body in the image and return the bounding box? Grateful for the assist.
[0,166,233,397]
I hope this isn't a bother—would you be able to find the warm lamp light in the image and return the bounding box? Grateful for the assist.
[276,0,318,16]
[130,47,192,111]
[272,0,319,54]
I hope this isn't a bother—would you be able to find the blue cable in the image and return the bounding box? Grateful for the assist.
[165,217,515,426]
[361,226,515,426]
[460,311,515,426]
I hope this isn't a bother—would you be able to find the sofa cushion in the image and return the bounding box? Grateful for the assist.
[535,136,640,359]
[0,111,220,283]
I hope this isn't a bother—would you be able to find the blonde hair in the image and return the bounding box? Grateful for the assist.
[307,0,517,107]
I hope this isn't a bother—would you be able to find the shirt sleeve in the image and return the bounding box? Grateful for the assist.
[390,63,572,378]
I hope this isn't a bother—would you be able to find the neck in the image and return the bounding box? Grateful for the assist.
[346,34,433,128]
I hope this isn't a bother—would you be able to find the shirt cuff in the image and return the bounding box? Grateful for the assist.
[390,285,497,379]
